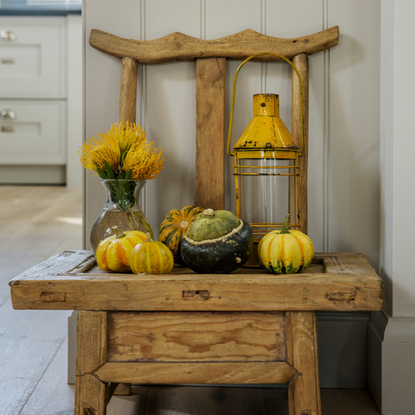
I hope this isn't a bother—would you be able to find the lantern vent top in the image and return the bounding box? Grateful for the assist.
[233,94,298,152]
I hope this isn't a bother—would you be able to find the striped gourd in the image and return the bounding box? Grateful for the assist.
[96,226,147,272]
[159,205,204,264]
[130,232,174,274]
[258,214,314,274]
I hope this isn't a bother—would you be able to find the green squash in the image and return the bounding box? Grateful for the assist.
[181,209,253,274]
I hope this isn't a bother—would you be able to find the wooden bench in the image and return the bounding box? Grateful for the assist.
[10,251,383,414]
[9,26,384,415]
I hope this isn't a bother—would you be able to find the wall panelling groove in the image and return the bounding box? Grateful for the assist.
[205,0,263,213]
[145,0,200,237]
[323,0,331,253]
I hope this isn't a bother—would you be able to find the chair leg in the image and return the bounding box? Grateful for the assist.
[286,311,321,415]
[114,382,132,396]
[75,311,108,415]
[75,374,107,415]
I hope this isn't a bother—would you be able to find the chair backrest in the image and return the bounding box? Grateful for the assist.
[89,26,339,235]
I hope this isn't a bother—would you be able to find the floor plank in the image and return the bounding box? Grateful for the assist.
[0,253,46,307]
[0,299,70,415]
[263,388,381,415]
[144,386,269,415]
[0,186,82,308]
[0,186,82,256]
[20,335,150,415]
[320,389,381,415]
[0,186,82,415]
[20,336,75,415]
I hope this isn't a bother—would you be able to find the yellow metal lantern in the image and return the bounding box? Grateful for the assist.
[227,52,305,248]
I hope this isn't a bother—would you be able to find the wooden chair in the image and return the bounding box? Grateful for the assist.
[89,26,340,231]
[9,27,384,415]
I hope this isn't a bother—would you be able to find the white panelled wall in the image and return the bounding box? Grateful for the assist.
[367,1,415,415]
[80,1,415,412]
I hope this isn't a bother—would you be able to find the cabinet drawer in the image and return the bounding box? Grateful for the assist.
[0,17,65,98]
[0,100,65,164]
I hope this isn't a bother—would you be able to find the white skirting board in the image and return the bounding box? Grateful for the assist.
[68,311,371,388]
[369,311,415,415]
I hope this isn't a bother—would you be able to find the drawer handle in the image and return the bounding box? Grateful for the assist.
[1,58,15,64]
[0,109,16,120]
[0,30,16,41]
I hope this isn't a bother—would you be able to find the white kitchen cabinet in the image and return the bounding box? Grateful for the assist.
[0,17,65,98]
[0,14,82,186]
[0,100,65,164]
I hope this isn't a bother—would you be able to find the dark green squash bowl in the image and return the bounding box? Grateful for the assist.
[181,209,254,274]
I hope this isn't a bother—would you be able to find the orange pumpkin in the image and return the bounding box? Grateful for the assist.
[96,226,147,272]
[159,205,204,264]
[130,232,174,274]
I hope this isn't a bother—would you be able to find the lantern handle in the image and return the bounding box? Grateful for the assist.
[227,52,305,157]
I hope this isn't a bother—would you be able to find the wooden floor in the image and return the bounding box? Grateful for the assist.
[0,186,381,415]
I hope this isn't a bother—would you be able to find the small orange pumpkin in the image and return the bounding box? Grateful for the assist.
[96,226,147,272]
[159,205,204,264]
[130,232,174,274]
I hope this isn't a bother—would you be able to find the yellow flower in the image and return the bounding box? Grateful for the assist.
[79,122,163,179]
[123,141,164,180]
[107,121,146,155]
[79,134,119,175]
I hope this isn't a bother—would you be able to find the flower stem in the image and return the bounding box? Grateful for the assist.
[128,211,136,231]
[133,211,154,239]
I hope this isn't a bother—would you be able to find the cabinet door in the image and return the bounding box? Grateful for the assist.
[0,100,66,164]
[0,17,66,98]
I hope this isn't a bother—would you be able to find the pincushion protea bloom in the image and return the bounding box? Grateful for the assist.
[123,141,164,180]
[79,121,164,180]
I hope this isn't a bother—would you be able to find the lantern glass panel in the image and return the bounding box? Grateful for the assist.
[237,157,298,238]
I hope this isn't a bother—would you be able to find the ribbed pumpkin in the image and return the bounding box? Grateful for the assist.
[159,205,204,264]
[96,226,147,272]
[130,232,174,274]
[258,214,314,274]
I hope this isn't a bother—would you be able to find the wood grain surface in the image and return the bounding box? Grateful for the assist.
[119,57,138,124]
[287,311,321,415]
[95,361,297,385]
[10,252,383,312]
[76,311,107,375]
[292,54,309,235]
[195,58,226,210]
[107,311,286,363]
[75,374,106,415]
[323,254,378,276]
[75,311,108,415]
[89,27,339,64]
